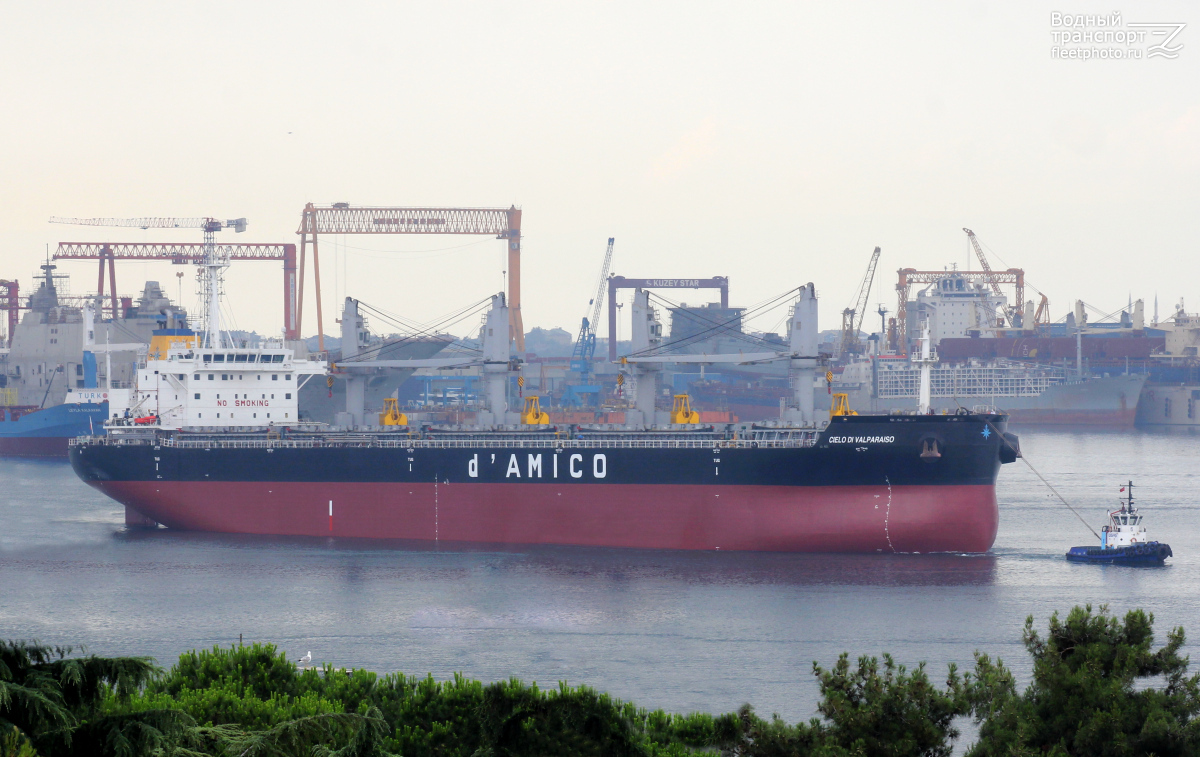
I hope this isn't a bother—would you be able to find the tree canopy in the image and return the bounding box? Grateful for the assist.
[3,605,1199,757]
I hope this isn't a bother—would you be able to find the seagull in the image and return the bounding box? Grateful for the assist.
[299,651,312,666]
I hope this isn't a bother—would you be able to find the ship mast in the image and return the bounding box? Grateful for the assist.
[914,322,937,414]
[202,219,228,349]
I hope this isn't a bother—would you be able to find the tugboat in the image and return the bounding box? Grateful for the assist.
[1066,481,1172,565]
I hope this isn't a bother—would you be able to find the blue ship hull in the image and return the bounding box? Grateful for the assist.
[1066,542,1172,565]
[0,403,109,458]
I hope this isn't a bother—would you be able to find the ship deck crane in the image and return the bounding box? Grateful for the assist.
[838,246,881,358]
[567,238,615,403]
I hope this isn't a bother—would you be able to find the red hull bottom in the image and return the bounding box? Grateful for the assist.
[95,482,999,553]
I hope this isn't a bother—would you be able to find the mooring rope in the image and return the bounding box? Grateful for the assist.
[951,398,1102,541]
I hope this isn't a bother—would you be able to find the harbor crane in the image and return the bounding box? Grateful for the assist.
[569,237,615,389]
[837,246,881,358]
[963,228,1022,328]
[50,216,248,348]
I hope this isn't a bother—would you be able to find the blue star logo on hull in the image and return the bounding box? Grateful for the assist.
[981,426,992,439]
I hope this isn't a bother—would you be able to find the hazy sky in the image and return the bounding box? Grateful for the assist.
[2,1,1196,341]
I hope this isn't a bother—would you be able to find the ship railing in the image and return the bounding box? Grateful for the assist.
[129,436,818,450]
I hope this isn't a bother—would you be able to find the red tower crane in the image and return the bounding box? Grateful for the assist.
[295,204,523,352]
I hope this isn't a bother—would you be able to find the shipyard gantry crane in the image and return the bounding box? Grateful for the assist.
[49,217,251,344]
[571,237,615,377]
[895,267,1024,352]
[838,246,881,358]
[52,242,296,334]
[296,204,523,353]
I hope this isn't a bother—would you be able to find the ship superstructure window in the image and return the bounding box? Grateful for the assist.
[194,393,200,400]
[214,355,225,362]
[194,374,200,380]
[272,375,278,381]
[285,393,291,399]
[208,374,214,380]
[273,355,284,362]
[235,355,247,362]
[203,355,212,361]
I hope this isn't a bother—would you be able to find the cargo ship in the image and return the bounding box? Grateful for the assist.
[69,276,1020,553]
[0,395,109,457]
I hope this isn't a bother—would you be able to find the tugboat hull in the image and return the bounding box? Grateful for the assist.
[1066,542,1172,565]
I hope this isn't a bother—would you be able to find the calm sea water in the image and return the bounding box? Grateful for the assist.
[3,427,1200,729]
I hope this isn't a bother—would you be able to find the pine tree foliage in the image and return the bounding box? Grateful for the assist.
[8,605,1200,756]
[966,604,1200,757]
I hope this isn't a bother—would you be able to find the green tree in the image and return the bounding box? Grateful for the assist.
[967,605,1200,756]
[811,653,967,757]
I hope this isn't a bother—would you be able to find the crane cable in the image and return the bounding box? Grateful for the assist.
[631,287,800,357]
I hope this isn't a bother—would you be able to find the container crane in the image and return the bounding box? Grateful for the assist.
[963,228,1023,328]
[50,216,247,348]
[838,246,881,358]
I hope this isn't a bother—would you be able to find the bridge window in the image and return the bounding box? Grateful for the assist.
[213,354,225,362]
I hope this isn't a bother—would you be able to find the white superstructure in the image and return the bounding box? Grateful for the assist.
[111,341,326,429]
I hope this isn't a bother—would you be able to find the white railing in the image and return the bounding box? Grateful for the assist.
[76,434,817,450]
[876,364,1067,399]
